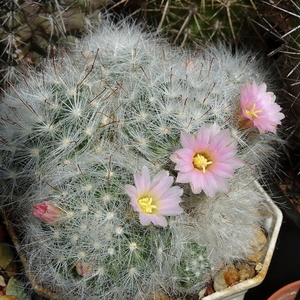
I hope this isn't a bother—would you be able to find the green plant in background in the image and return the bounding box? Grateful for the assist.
[251,0,300,171]
[118,0,257,46]
[0,0,107,85]
[0,19,284,299]
[252,0,299,93]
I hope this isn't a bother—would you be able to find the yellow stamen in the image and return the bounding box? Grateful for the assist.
[138,197,156,214]
[246,103,262,119]
[193,154,212,173]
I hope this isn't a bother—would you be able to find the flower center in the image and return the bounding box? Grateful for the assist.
[246,103,262,119]
[193,153,212,173]
[138,197,157,214]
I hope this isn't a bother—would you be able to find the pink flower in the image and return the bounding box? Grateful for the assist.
[239,81,284,134]
[33,201,64,225]
[170,124,244,197]
[125,166,183,227]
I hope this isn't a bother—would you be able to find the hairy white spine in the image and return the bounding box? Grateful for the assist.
[0,21,284,299]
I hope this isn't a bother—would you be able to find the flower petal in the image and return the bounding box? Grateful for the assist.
[139,213,152,226]
[190,170,205,194]
[149,214,168,227]
[172,148,194,162]
[211,163,234,178]
[180,131,195,149]
[201,172,220,197]
[160,185,183,200]
[159,205,184,215]
[134,166,150,192]
[150,170,173,198]
[195,125,210,149]
[176,170,194,183]
[125,184,137,198]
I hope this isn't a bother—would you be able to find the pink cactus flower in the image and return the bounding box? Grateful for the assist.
[239,81,284,134]
[125,166,183,227]
[170,124,244,197]
[33,201,64,224]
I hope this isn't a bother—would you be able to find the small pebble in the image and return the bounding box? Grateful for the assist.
[0,244,15,269]
[235,262,255,281]
[5,262,18,278]
[198,288,206,298]
[223,265,240,286]
[213,270,228,291]
[255,262,263,272]
[0,276,5,287]
[205,285,215,295]
[239,269,252,281]
[246,248,264,263]
[213,265,239,291]
[250,229,267,251]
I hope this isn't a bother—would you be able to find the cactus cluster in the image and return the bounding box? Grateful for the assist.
[0,20,284,299]
[0,0,106,85]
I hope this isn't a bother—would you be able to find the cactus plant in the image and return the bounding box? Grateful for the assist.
[252,1,300,95]
[252,1,300,183]
[0,0,107,86]
[115,0,258,46]
[0,20,284,299]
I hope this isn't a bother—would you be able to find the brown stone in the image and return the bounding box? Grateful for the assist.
[0,276,5,288]
[246,248,264,263]
[250,229,267,251]
[223,265,240,286]
[235,262,256,281]
[5,263,18,278]
[205,285,215,295]
[198,287,206,298]
[0,244,15,269]
[213,265,240,291]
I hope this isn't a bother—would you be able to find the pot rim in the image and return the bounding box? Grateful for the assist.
[267,280,300,300]
[203,181,283,300]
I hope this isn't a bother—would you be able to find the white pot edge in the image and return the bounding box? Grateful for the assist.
[203,181,283,300]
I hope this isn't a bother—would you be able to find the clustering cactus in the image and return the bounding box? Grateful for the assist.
[0,20,284,299]
[0,0,107,85]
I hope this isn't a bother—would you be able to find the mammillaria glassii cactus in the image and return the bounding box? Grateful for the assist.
[0,20,284,299]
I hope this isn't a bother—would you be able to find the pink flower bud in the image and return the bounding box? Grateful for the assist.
[76,262,93,277]
[33,201,64,225]
[186,60,196,70]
